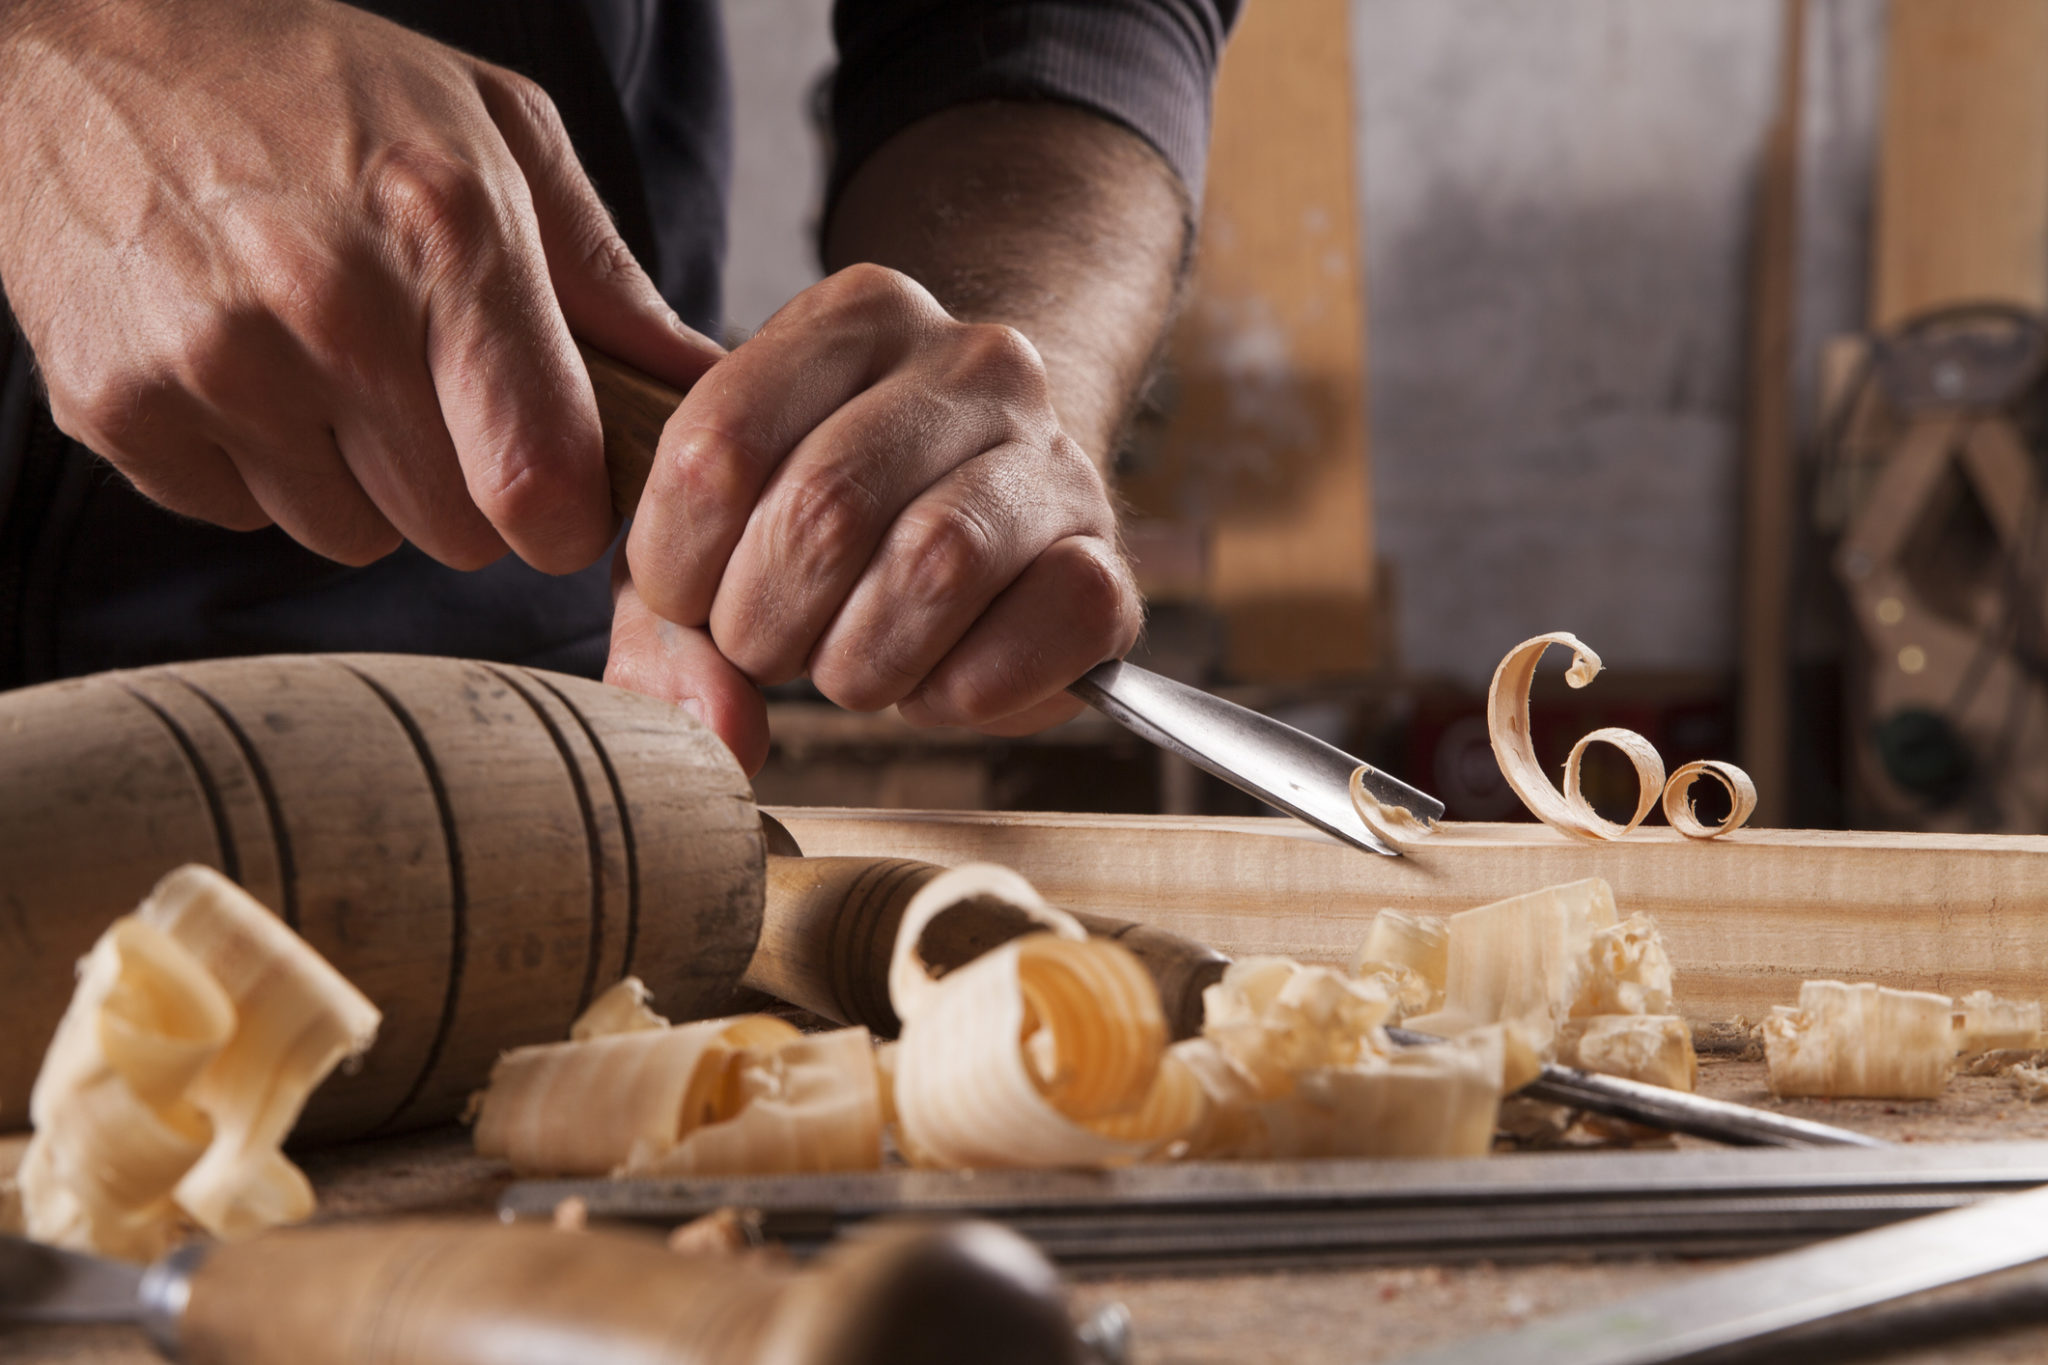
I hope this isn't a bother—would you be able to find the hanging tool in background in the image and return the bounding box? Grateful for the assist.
[1814,303,2048,832]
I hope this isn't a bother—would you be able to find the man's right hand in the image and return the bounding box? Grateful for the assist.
[0,0,719,571]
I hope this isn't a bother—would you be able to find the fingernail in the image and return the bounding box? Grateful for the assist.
[680,696,705,723]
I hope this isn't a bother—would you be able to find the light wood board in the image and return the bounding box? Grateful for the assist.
[1737,0,1804,826]
[772,808,2048,1024]
[1120,0,1377,681]
[1872,0,2048,325]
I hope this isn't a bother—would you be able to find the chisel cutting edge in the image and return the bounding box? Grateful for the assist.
[1069,659,1443,857]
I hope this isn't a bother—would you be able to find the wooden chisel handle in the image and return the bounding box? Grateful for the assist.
[747,853,1228,1040]
[584,343,681,519]
[168,1218,1081,1365]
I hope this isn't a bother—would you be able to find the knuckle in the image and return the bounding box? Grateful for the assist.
[179,310,270,405]
[772,466,879,567]
[317,516,404,568]
[809,262,929,327]
[494,68,562,132]
[811,649,920,714]
[896,503,995,606]
[940,672,1014,728]
[368,146,502,272]
[1058,540,1140,645]
[47,370,137,453]
[577,224,642,288]
[661,424,757,513]
[953,322,1045,391]
[469,451,579,532]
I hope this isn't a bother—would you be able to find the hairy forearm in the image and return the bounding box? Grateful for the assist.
[823,101,1189,471]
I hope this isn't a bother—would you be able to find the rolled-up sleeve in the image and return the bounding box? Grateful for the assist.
[829,0,1242,207]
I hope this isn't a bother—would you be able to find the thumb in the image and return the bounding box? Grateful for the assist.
[475,64,724,392]
[606,564,770,775]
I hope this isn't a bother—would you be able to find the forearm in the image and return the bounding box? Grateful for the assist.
[823,100,1189,470]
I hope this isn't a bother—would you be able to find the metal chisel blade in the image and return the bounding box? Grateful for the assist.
[1390,1179,2048,1365]
[503,1143,2048,1277]
[1381,1027,1887,1150]
[0,1236,143,1325]
[1069,660,1443,858]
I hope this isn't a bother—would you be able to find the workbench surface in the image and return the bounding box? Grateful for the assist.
[13,1059,2048,1365]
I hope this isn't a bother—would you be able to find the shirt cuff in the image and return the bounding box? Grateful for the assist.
[829,0,1238,211]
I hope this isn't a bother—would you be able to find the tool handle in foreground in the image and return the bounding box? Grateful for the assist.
[171,1218,1081,1365]
[583,343,681,520]
[750,853,1226,1040]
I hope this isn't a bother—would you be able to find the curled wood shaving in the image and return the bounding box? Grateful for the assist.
[1174,959,1502,1160]
[21,866,379,1260]
[1585,915,1676,1017]
[1561,727,1665,840]
[1954,990,2044,1057]
[1401,877,1684,1095]
[1763,981,1954,1100]
[1352,909,1448,1018]
[628,1026,883,1177]
[1558,1016,1697,1092]
[1661,761,1758,840]
[1406,878,1619,1055]
[570,977,669,1041]
[1488,634,1643,840]
[473,1014,883,1178]
[1348,769,1435,846]
[887,864,1183,1169]
[1488,632,1757,839]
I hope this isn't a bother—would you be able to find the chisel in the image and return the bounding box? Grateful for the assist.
[503,1141,2048,1276]
[586,344,1448,860]
[1392,1177,2048,1365]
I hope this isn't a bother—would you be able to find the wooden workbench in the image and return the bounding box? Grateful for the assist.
[13,1056,2048,1364]
[15,808,2048,1361]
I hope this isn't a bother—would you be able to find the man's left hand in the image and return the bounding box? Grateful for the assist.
[604,263,1142,774]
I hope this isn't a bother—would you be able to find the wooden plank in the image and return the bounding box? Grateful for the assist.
[1738,0,1804,826]
[1872,0,2048,326]
[771,807,2048,1026]
[1120,0,1377,681]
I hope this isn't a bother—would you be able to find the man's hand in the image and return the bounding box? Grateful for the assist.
[610,263,1142,763]
[0,0,717,571]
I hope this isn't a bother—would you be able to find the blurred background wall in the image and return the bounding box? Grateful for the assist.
[721,0,2048,836]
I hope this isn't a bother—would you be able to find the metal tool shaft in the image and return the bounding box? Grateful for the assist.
[1069,660,1443,858]
[1393,1178,2048,1365]
[504,1142,2048,1276]
[1383,1027,1886,1150]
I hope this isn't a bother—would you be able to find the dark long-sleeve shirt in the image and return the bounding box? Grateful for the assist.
[0,0,1236,689]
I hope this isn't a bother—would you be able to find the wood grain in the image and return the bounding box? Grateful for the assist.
[771,808,2048,1025]
[177,1218,1078,1365]
[582,343,681,519]
[0,655,762,1138]
[1738,0,1804,826]
[1873,0,2048,325]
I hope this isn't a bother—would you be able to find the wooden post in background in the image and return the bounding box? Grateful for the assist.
[1739,0,1805,828]
[1872,0,2048,324]
[1122,0,1377,683]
